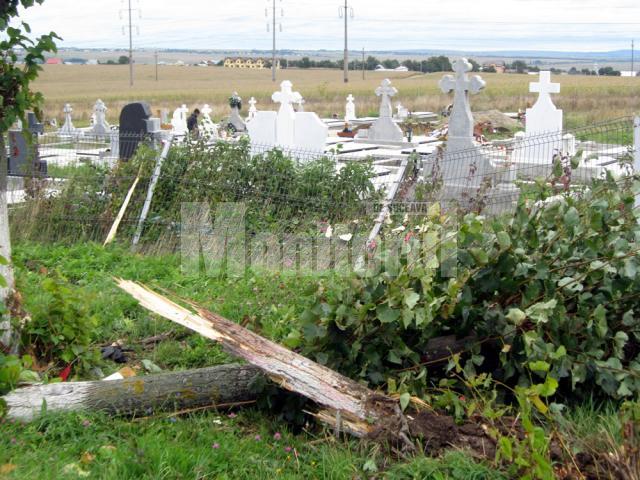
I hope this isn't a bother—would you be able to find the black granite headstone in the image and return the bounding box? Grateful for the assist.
[119,102,152,160]
[7,113,46,176]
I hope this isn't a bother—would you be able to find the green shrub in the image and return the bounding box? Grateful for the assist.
[21,274,100,375]
[299,173,640,401]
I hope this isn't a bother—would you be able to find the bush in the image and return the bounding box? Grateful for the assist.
[299,173,640,401]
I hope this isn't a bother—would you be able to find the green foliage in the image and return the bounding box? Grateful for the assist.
[300,173,640,401]
[21,274,99,375]
[0,0,60,131]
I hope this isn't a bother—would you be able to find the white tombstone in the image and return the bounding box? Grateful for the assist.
[247,80,328,155]
[345,94,356,122]
[90,99,111,135]
[247,97,258,121]
[59,103,78,135]
[526,71,562,136]
[297,98,305,112]
[200,104,218,139]
[171,105,188,135]
[439,58,485,152]
[368,79,404,143]
[433,58,518,212]
[396,103,409,120]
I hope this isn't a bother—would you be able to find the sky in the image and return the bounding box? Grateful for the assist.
[16,0,640,53]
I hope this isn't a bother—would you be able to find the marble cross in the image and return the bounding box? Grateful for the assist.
[201,104,213,121]
[525,71,563,135]
[247,97,258,121]
[272,80,302,146]
[439,58,485,140]
[59,103,77,134]
[272,81,302,113]
[530,71,560,98]
[375,79,398,119]
[345,94,356,121]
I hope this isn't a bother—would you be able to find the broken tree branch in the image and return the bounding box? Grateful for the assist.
[2,363,262,421]
[115,279,402,438]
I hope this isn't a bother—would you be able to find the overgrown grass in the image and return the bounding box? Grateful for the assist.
[3,241,508,478]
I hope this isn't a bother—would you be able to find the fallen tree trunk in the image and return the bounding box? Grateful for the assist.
[2,363,262,421]
[116,279,402,438]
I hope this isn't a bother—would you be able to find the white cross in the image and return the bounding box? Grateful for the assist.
[63,103,73,115]
[530,71,560,102]
[439,58,485,141]
[375,79,398,118]
[248,97,257,110]
[272,80,302,110]
[346,94,355,103]
[201,104,213,117]
[439,58,485,97]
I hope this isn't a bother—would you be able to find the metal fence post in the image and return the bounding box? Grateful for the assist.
[132,133,174,246]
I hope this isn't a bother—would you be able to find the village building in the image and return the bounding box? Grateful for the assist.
[223,57,279,69]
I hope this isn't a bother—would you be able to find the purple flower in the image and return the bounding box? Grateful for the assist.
[254,434,261,441]
[212,443,220,449]
[82,420,91,428]
[228,412,237,419]
[10,437,17,445]
[284,446,292,453]
[273,432,282,441]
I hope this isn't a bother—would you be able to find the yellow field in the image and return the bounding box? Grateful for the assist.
[34,65,640,128]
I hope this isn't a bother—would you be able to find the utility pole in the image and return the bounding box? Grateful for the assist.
[266,0,283,82]
[362,47,365,80]
[120,0,140,87]
[155,50,158,81]
[339,1,354,83]
[632,39,635,76]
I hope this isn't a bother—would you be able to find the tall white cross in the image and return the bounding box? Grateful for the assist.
[530,71,560,107]
[375,79,397,119]
[272,80,302,146]
[439,58,485,140]
[201,104,213,121]
[59,103,77,134]
[345,94,356,121]
[247,97,258,121]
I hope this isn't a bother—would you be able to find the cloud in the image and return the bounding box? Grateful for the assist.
[16,0,640,52]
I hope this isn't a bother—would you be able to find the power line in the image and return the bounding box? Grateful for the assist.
[120,0,141,87]
[338,1,354,83]
[266,0,283,82]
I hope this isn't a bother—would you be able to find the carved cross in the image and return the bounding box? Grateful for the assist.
[201,104,213,118]
[346,94,355,104]
[272,80,302,113]
[375,79,397,118]
[439,58,485,140]
[529,71,560,107]
[248,97,257,110]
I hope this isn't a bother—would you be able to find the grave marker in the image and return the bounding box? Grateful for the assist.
[59,103,79,135]
[345,94,356,122]
[90,99,111,135]
[247,97,258,121]
[119,102,152,161]
[526,71,562,135]
[368,79,403,143]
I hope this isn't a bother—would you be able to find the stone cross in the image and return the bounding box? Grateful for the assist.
[201,104,213,121]
[526,71,562,135]
[91,99,110,135]
[247,97,258,120]
[439,58,485,142]
[59,103,77,135]
[345,94,356,121]
[375,79,398,119]
[200,104,217,138]
[272,80,302,146]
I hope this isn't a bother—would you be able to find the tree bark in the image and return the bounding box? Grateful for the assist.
[116,279,402,438]
[2,363,262,421]
[0,134,17,353]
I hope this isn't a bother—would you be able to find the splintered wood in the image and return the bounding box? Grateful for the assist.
[115,279,400,437]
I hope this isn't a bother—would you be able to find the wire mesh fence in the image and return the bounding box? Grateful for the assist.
[3,115,638,272]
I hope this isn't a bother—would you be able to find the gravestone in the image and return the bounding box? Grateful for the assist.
[228,92,246,132]
[395,103,409,120]
[526,71,562,136]
[297,97,305,112]
[8,113,46,176]
[171,105,188,135]
[247,97,258,121]
[90,99,111,135]
[433,58,518,212]
[59,103,79,135]
[119,102,152,161]
[247,80,328,154]
[200,104,218,139]
[439,58,485,151]
[368,79,403,143]
[345,94,356,122]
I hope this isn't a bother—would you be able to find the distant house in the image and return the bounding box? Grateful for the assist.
[482,62,506,74]
[86,59,98,65]
[45,58,63,65]
[621,71,639,77]
[223,57,270,69]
